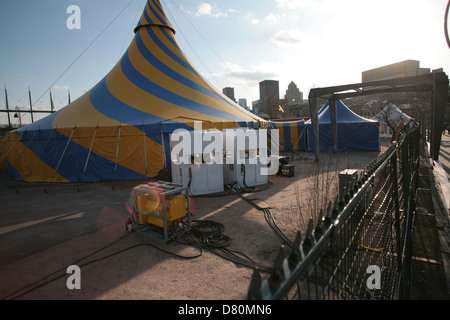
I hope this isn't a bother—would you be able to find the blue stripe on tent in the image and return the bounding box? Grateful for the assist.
[296,121,306,150]
[19,129,148,181]
[89,76,166,145]
[135,31,237,108]
[120,52,245,122]
[283,123,292,151]
[16,110,59,132]
[147,0,179,47]
[141,9,198,75]
[6,158,22,180]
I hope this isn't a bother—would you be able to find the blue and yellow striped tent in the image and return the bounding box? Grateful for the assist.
[269,120,306,152]
[0,0,264,182]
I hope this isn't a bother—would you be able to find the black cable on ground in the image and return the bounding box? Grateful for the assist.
[192,180,274,199]
[177,220,272,273]
[263,208,295,248]
[2,231,202,300]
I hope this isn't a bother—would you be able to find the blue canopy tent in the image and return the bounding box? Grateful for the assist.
[306,100,379,152]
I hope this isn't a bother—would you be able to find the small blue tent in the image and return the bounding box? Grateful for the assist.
[306,100,379,152]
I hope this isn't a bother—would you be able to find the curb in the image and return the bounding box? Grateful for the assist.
[433,160,450,221]
[428,157,450,298]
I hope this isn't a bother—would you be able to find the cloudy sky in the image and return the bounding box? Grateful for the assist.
[1,0,449,125]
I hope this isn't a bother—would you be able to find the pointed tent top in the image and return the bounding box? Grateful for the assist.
[317,100,377,124]
[372,103,413,124]
[134,0,176,35]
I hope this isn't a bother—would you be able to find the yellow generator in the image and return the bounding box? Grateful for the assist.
[131,181,192,242]
[137,193,186,228]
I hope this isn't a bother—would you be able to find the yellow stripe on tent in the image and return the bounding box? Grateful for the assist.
[137,10,258,122]
[290,122,299,151]
[138,27,215,94]
[53,93,165,178]
[53,90,123,128]
[6,132,69,182]
[105,63,230,125]
[126,37,254,120]
[0,131,15,171]
[275,123,285,152]
[147,0,172,29]
[54,125,164,179]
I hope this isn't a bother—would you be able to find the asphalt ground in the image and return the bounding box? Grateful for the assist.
[0,136,448,300]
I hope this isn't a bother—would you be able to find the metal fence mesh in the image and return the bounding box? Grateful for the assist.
[248,126,421,300]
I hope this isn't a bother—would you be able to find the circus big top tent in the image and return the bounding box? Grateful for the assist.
[0,0,264,182]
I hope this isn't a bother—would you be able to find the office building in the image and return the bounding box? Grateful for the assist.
[362,60,430,82]
[259,80,279,114]
[285,81,303,106]
[222,87,236,102]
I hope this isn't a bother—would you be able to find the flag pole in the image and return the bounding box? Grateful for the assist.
[28,87,34,123]
[50,89,55,113]
[5,86,11,128]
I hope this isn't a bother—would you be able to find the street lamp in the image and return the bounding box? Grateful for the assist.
[14,106,22,127]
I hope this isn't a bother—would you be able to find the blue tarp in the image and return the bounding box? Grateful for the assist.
[306,100,380,152]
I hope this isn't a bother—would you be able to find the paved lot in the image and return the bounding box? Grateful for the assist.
[0,146,386,300]
[1,136,448,300]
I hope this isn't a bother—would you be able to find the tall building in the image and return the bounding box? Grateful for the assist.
[285,81,303,106]
[252,100,260,114]
[222,87,236,102]
[259,80,279,114]
[238,98,248,109]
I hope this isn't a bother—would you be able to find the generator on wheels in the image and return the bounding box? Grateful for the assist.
[130,181,192,243]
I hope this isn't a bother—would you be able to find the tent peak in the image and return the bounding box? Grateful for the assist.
[134,0,176,35]
[134,22,175,35]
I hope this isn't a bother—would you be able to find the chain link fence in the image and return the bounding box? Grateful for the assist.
[248,125,421,300]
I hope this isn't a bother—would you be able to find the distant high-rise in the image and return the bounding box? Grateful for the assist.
[259,80,279,114]
[222,87,236,102]
[238,98,248,109]
[285,81,303,106]
[252,100,260,114]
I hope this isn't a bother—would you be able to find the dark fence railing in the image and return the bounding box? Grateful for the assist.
[248,125,422,300]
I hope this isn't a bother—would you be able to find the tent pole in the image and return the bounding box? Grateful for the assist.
[4,86,11,128]
[83,125,98,176]
[114,124,122,174]
[329,98,338,153]
[160,123,166,168]
[142,124,148,175]
[28,88,34,123]
[15,129,40,163]
[308,94,320,161]
[292,125,305,151]
[24,128,42,179]
[53,126,76,178]
[37,128,56,158]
